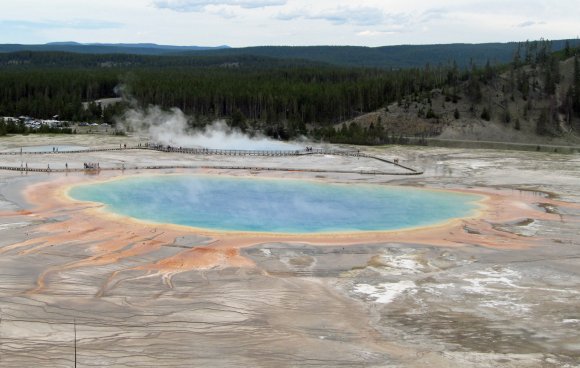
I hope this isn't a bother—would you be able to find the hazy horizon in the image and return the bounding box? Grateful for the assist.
[1,0,578,47]
[2,38,579,48]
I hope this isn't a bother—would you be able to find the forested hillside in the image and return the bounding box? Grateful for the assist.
[187,40,578,69]
[0,49,448,124]
[0,52,325,69]
[0,65,444,135]
[326,42,580,145]
[1,39,579,144]
[2,39,578,69]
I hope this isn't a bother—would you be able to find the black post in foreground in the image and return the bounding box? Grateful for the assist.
[74,319,77,368]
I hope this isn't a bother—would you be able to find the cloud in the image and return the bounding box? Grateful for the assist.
[357,30,397,37]
[278,6,410,27]
[0,19,122,30]
[420,8,448,22]
[515,20,546,28]
[153,0,286,12]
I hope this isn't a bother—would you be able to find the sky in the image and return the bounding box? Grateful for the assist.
[0,0,578,47]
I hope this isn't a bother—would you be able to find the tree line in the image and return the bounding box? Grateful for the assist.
[0,118,74,136]
[0,64,449,133]
[0,40,579,143]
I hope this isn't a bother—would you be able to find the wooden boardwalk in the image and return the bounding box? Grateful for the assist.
[0,146,423,175]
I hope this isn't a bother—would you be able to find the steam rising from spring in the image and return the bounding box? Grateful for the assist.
[120,105,302,151]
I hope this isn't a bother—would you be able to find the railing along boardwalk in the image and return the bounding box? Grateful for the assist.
[0,147,127,155]
[0,145,423,175]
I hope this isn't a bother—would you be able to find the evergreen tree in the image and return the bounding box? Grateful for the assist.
[467,66,482,102]
[562,87,574,123]
[483,59,494,82]
[536,109,549,135]
[481,107,491,121]
[512,45,521,69]
[574,55,580,115]
[564,40,572,58]
[229,108,247,132]
[544,56,559,95]
[517,70,530,99]
[504,109,512,124]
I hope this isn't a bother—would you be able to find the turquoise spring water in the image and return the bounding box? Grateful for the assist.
[69,175,483,233]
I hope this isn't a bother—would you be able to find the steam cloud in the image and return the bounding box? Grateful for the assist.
[119,105,304,151]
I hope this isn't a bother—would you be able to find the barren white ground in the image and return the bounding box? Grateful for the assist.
[0,135,578,368]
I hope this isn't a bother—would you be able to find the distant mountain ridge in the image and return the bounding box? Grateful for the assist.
[0,39,578,68]
[190,40,580,68]
[0,42,230,55]
[46,41,231,49]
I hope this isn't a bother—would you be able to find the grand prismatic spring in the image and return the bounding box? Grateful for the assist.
[68,175,483,233]
[0,137,579,368]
